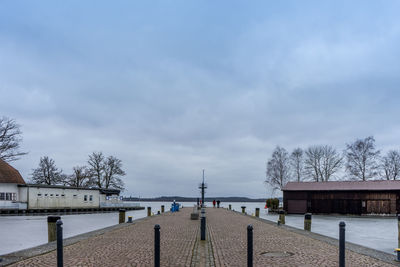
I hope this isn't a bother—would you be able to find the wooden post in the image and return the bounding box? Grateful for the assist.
[48,216,61,242]
[119,209,126,224]
[279,210,285,225]
[304,213,312,231]
[229,204,232,210]
[255,208,260,218]
[161,205,165,213]
[147,207,152,217]
[241,206,246,214]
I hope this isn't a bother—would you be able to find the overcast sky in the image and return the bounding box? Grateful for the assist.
[1,1,400,198]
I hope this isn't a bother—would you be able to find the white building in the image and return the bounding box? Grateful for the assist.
[0,159,139,212]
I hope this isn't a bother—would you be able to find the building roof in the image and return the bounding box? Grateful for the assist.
[0,159,25,184]
[100,188,121,195]
[18,184,120,194]
[282,180,400,191]
[19,184,100,190]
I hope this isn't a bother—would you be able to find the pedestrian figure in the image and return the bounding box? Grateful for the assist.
[217,200,220,208]
[213,199,216,208]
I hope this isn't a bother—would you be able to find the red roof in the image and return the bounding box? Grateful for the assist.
[0,159,25,184]
[282,180,400,191]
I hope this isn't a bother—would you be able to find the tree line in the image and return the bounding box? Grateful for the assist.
[0,116,125,190]
[265,136,398,191]
[30,152,126,190]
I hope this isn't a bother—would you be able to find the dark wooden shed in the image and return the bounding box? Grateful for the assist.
[282,180,400,215]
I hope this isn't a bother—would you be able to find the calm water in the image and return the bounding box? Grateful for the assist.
[0,201,397,255]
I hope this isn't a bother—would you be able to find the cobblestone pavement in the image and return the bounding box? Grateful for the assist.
[7,207,397,267]
[207,208,396,267]
[8,209,198,267]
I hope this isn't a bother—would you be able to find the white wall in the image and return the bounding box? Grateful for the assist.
[0,183,23,209]
[18,186,27,202]
[27,187,100,209]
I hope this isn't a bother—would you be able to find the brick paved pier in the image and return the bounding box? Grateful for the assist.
[4,208,398,266]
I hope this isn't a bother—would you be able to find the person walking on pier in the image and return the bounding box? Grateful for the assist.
[213,199,216,208]
[217,200,220,208]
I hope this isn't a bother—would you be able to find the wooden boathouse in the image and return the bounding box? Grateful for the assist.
[282,180,400,215]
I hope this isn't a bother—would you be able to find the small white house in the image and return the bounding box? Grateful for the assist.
[0,159,27,210]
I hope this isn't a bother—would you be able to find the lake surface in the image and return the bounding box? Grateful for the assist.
[0,201,397,255]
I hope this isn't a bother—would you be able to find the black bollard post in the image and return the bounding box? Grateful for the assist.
[201,209,206,240]
[247,225,253,267]
[339,221,345,267]
[56,219,63,267]
[154,224,160,267]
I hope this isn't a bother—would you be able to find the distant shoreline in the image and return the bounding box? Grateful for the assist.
[123,196,280,202]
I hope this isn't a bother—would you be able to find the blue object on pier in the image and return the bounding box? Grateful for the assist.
[170,202,180,212]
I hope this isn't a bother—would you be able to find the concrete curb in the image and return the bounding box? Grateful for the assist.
[229,209,400,266]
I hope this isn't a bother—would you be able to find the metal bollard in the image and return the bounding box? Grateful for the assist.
[127,216,133,223]
[229,204,231,210]
[201,208,206,240]
[279,210,285,225]
[304,213,312,231]
[339,221,346,267]
[48,216,61,242]
[119,209,126,224]
[161,205,165,213]
[154,224,160,267]
[241,206,246,214]
[255,208,260,218]
[148,207,152,217]
[247,225,253,267]
[56,219,63,267]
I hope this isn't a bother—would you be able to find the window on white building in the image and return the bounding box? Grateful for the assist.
[37,193,42,197]
[12,193,16,201]
[84,195,88,201]
[0,193,5,200]
[73,194,77,199]
[61,194,65,197]
[89,195,93,201]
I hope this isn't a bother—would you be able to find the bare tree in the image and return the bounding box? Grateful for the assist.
[103,156,125,190]
[290,148,304,182]
[304,146,323,182]
[265,146,291,191]
[88,152,125,190]
[382,150,400,180]
[0,117,27,162]
[88,152,105,188]
[304,145,342,182]
[67,166,93,187]
[31,156,64,185]
[345,136,380,181]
